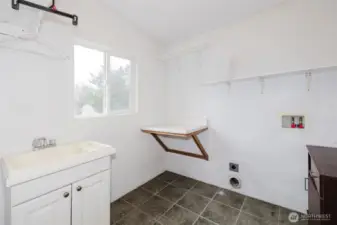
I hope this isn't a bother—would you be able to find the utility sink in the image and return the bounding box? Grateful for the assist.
[1,141,116,187]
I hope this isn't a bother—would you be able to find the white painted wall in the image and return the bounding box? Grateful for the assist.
[0,0,336,221]
[163,0,337,213]
[0,0,165,223]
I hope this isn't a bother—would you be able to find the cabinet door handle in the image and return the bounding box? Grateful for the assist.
[304,178,308,191]
[64,192,70,198]
[77,186,82,192]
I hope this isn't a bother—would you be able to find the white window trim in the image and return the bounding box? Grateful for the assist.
[74,40,138,118]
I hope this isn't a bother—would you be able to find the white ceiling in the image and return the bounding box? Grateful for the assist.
[107,0,284,45]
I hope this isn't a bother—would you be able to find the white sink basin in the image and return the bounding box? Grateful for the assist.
[1,141,116,187]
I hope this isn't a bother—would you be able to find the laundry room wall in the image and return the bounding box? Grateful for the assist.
[163,0,337,213]
[0,0,166,223]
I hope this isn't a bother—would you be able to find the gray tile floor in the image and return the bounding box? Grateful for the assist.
[111,171,307,225]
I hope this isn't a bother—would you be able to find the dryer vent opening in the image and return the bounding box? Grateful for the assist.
[229,177,241,189]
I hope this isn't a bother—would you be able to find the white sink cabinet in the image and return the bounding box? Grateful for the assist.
[1,142,116,225]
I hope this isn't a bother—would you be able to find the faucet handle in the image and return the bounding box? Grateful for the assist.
[32,137,43,150]
[32,137,56,151]
[49,139,57,146]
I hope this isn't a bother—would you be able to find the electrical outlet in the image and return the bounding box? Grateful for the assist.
[229,163,239,172]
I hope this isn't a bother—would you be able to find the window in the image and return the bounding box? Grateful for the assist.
[74,44,137,117]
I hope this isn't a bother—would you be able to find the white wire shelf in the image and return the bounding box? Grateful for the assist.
[201,65,337,86]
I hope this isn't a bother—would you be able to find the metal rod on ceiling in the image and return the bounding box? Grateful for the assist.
[12,0,78,26]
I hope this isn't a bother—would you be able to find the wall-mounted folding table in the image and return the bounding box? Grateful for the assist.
[141,125,209,161]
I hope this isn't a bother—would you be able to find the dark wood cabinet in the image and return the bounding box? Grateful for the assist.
[307,145,337,225]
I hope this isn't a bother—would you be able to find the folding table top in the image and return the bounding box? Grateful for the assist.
[141,124,208,136]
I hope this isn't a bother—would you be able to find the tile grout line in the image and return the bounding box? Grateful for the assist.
[114,199,143,224]
[211,192,245,211]
[116,188,244,225]
[141,178,173,195]
[119,191,175,224]
[138,177,182,222]
[233,196,247,225]
[195,213,219,225]
[131,174,200,224]
[142,171,179,193]
[192,188,220,225]
[112,199,135,224]
[114,198,152,224]
[113,173,288,225]
[136,173,180,210]
[210,196,245,212]
[156,178,198,204]
[277,206,281,225]
[232,197,280,224]
[114,177,175,225]
[115,186,277,225]
[235,202,281,223]
[155,180,201,223]
[197,217,219,225]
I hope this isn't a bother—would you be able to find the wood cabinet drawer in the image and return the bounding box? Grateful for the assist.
[11,157,110,206]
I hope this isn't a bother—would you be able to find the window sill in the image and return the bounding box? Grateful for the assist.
[74,110,137,119]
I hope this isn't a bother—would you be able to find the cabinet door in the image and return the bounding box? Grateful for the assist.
[72,170,110,225]
[12,185,71,225]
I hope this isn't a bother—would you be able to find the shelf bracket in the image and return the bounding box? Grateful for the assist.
[305,71,312,92]
[259,77,265,94]
[226,81,231,94]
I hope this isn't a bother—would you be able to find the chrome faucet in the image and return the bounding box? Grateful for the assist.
[32,137,57,151]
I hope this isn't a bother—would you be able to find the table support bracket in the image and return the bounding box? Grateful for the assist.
[147,129,209,161]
